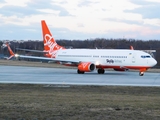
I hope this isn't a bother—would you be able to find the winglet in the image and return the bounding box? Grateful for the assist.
[130,46,134,50]
[6,43,15,60]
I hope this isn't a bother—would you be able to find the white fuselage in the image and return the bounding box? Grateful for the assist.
[55,49,157,69]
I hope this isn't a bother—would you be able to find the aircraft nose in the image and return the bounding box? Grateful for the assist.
[152,58,157,66]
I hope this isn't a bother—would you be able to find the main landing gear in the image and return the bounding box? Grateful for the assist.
[77,69,105,74]
[97,68,105,74]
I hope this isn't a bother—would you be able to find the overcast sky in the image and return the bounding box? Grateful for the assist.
[0,0,160,40]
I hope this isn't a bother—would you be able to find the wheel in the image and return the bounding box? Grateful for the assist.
[101,69,105,74]
[139,72,144,76]
[98,69,101,74]
[77,69,84,74]
[97,69,105,74]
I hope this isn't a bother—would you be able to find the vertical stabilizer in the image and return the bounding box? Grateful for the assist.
[130,46,134,50]
[41,20,65,58]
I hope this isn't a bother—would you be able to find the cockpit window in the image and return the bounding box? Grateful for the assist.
[141,55,151,58]
[146,56,151,58]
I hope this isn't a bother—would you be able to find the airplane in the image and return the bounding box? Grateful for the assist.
[6,20,157,76]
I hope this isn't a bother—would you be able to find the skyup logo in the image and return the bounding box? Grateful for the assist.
[44,34,62,58]
[44,34,60,51]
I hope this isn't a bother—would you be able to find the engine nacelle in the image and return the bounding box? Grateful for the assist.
[78,62,95,72]
[114,68,128,71]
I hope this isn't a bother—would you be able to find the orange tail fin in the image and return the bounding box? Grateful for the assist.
[130,46,134,50]
[41,20,65,54]
[6,43,15,60]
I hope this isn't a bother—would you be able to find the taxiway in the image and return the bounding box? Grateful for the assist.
[0,65,160,86]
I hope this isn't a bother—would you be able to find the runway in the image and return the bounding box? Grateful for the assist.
[0,65,160,86]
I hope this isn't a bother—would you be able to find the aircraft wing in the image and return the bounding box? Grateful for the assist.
[16,48,48,53]
[6,44,79,65]
[15,54,80,65]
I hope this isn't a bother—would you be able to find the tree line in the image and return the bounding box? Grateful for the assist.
[0,38,160,67]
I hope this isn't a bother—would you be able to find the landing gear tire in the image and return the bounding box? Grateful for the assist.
[77,69,84,74]
[98,69,105,74]
[139,72,144,76]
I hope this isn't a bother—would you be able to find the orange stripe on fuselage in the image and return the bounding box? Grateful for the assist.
[57,64,150,71]
[96,65,150,70]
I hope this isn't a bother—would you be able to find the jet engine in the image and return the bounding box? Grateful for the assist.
[78,62,95,72]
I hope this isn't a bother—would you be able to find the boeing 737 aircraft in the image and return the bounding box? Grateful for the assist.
[6,20,157,76]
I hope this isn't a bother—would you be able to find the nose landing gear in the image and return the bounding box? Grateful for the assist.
[139,68,147,76]
[139,71,144,76]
